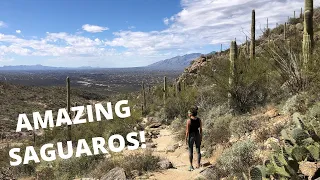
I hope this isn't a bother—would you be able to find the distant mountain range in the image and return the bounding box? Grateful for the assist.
[146,53,202,70]
[0,53,204,71]
[0,64,97,71]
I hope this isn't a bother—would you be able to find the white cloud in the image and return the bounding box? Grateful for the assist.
[0,21,7,28]
[163,18,169,25]
[106,0,320,53]
[16,30,21,34]
[82,24,109,33]
[1,0,320,67]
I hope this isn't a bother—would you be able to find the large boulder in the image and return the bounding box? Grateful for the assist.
[101,167,127,180]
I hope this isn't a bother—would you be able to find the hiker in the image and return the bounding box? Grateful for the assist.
[185,106,202,171]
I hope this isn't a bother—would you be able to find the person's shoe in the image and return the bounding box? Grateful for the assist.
[195,164,200,168]
[188,166,194,171]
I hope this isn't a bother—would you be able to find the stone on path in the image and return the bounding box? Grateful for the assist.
[101,167,127,180]
[157,159,173,169]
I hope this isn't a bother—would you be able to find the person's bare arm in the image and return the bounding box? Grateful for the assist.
[199,119,203,143]
[185,119,190,145]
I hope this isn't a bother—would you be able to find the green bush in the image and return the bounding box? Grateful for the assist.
[203,114,233,145]
[230,116,261,138]
[215,140,258,178]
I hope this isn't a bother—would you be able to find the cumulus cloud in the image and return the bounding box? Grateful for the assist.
[82,24,109,33]
[16,30,21,34]
[1,0,320,67]
[106,0,320,53]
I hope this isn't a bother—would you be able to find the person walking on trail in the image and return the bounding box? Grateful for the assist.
[185,106,202,171]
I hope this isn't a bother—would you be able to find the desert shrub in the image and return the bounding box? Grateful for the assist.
[288,17,302,25]
[230,56,269,113]
[203,114,233,145]
[281,92,310,115]
[215,140,258,178]
[90,151,160,179]
[229,116,260,138]
[171,117,186,141]
[54,154,104,179]
[163,87,197,120]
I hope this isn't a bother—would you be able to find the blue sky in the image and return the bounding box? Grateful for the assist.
[0,0,317,67]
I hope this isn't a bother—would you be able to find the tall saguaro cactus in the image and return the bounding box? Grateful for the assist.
[142,81,146,115]
[163,76,167,106]
[66,77,71,141]
[250,9,256,62]
[284,22,287,40]
[229,40,238,107]
[176,81,181,95]
[304,5,314,48]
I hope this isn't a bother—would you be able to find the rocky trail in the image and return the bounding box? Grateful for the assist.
[136,120,211,180]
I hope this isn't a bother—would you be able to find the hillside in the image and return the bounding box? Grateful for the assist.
[1,2,320,180]
[146,53,202,70]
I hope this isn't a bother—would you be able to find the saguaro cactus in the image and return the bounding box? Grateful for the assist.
[176,81,181,95]
[163,76,167,106]
[66,77,71,141]
[250,9,256,61]
[302,0,314,71]
[142,81,146,115]
[304,10,314,48]
[284,22,287,40]
[229,40,238,106]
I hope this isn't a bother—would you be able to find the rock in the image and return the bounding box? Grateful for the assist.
[166,144,178,153]
[101,167,127,180]
[150,130,160,136]
[157,159,173,169]
[299,161,319,178]
[200,166,217,179]
[202,161,211,167]
[147,123,162,129]
[296,23,303,31]
[264,108,279,118]
[130,170,142,178]
[146,143,157,148]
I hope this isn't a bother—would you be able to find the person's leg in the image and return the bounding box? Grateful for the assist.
[188,133,195,170]
[195,133,201,168]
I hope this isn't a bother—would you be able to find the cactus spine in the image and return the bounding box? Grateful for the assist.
[66,77,71,141]
[142,81,146,115]
[229,40,238,107]
[250,9,256,61]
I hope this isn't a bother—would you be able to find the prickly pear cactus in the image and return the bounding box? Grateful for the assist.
[292,128,309,145]
[291,146,310,161]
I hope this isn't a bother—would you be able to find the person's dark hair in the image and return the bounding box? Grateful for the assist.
[188,107,198,116]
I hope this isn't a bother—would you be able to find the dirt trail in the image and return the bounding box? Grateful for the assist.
[146,128,208,180]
